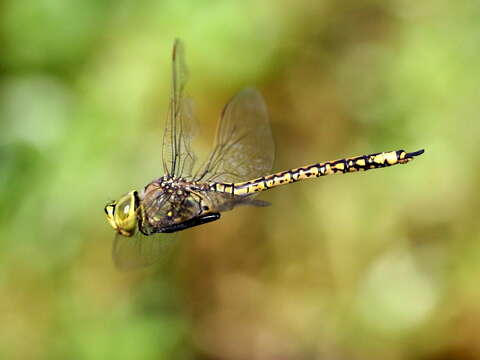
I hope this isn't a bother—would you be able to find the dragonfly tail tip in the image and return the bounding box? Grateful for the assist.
[406,149,425,158]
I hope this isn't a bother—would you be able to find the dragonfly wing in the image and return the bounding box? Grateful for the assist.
[204,192,271,213]
[112,232,177,271]
[194,88,275,183]
[162,39,197,178]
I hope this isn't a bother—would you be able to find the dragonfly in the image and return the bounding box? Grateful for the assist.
[105,39,424,269]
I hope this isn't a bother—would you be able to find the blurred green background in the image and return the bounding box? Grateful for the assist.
[1,0,479,359]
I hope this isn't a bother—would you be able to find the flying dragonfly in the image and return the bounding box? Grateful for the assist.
[105,39,424,269]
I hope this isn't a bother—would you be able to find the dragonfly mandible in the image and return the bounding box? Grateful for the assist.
[105,39,424,269]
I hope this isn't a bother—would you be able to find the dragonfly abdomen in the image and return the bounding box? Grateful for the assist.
[210,149,424,195]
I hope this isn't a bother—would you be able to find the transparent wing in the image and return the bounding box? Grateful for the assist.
[112,232,178,271]
[194,88,275,183]
[206,191,271,212]
[162,39,197,178]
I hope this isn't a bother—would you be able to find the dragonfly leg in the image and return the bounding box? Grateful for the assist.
[156,213,221,233]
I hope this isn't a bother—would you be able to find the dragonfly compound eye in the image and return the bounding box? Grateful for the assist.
[104,202,117,230]
[112,191,138,237]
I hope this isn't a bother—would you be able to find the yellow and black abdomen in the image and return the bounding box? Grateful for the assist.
[210,149,424,195]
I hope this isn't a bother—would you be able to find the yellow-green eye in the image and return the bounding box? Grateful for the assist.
[106,191,138,237]
[116,198,133,221]
[105,202,117,230]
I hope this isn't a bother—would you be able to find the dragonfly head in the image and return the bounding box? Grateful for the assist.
[104,191,139,237]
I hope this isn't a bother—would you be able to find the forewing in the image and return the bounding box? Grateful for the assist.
[195,88,275,182]
[112,232,177,271]
[162,39,197,178]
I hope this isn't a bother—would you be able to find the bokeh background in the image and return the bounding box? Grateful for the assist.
[1,0,479,359]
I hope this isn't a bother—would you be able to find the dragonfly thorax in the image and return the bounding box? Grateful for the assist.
[138,178,206,234]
